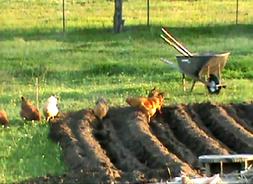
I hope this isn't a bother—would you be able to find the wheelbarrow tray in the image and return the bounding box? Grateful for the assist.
[176,52,230,81]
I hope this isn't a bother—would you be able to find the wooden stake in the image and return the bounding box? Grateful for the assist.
[182,74,186,92]
[35,78,39,109]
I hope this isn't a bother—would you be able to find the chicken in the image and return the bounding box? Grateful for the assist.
[148,87,160,97]
[0,110,9,128]
[43,95,59,122]
[148,87,166,98]
[125,97,147,107]
[126,93,165,122]
[93,98,109,120]
[20,96,41,121]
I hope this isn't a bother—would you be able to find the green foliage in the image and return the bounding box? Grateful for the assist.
[0,0,253,183]
[0,122,66,184]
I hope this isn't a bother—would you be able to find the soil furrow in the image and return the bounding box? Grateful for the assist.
[93,118,147,171]
[49,118,87,170]
[232,103,253,129]
[193,103,253,153]
[185,105,235,154]
[222,104,253,134]
[110,107,197,178]
[163,105,230,156]
[49,114,116,183]
[149,118,200,169]
[91,117,150,182]
[47,103,253,183]
[63,109,122,183]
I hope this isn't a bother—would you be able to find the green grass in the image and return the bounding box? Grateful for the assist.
[0,122,64,183]
[0,0,253,183]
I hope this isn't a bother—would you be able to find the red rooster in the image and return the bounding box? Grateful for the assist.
[126,92,165,122]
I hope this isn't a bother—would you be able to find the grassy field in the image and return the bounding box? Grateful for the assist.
[0,0,253,183]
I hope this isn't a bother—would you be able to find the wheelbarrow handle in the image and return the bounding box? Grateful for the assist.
[160,58,179,70]
[162,27,193,57]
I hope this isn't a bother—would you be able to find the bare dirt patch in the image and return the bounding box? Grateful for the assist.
[22,103,253,183]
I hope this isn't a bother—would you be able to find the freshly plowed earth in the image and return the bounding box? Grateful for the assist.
[22,102,253,184]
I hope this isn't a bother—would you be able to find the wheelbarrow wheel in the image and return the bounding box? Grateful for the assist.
[207,74,221,94]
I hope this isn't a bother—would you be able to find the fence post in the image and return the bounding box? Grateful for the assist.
[236,0,239,24]
[62,0,66,33]
[147,0,150,27]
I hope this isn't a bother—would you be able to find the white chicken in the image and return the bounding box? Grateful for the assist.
[43,95,59,122]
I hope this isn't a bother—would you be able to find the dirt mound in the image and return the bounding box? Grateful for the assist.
[45,102,253,183]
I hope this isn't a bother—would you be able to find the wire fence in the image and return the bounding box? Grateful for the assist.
[0,0,252,108]
[0,0,252,33]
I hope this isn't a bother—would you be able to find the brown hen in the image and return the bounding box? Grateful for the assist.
[20,96,41,121]
[0,110,9,128]
[93,98,109,120]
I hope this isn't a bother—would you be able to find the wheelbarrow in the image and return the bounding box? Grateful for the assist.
[160,27,230,94]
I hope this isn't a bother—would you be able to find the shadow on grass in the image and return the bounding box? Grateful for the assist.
[0,24,252,43]
[1,24,253,85]
[7,60,181,84]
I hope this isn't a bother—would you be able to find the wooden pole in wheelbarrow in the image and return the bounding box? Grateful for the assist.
[162,27,193,57]
[160,34,189,57]
[160,34,188,91]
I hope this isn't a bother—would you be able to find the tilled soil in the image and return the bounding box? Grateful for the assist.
[22,102,253,183]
